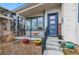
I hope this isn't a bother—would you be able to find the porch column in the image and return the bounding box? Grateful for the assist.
[61,3,78,44]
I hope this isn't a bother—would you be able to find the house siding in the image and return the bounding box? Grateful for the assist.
[62,3,78,44]
[77,3,79,45]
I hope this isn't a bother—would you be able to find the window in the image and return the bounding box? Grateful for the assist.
[37,17,44,30]
[18,17,25,36]
[25,16,44,31]
[32,18,37,30]
[25,20,31,30]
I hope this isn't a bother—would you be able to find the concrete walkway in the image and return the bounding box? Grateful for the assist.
[44,37,64,55]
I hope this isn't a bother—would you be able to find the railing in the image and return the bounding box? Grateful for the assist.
[42,26,48,55]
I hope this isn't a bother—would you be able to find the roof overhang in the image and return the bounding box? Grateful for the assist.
[17,3,61,17]
[13,3,39,13]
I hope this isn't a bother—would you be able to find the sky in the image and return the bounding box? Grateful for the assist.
[0,3,24,10]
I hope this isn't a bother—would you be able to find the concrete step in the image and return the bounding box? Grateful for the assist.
[46,42,60,47]
[47,37,58,40]
[44,50,64,55]
[46,45,63,51]
[46,40,59,44]
[45,37,63,53]
[46,39,64,43]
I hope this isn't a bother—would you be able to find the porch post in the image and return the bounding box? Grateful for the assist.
[17,16,19,36]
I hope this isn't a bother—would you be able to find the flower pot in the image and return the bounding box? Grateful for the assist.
[65,41,75,49]
[34,40,41,46]
[21,39,30,44]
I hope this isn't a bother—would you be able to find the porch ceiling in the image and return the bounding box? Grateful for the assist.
[18,3,61,17]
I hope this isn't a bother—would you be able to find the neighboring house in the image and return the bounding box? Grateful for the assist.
[0,7,17,35]
[13,3,79,45]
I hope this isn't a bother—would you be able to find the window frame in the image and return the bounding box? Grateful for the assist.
[37,16,44,31]
[18,16,25,36]
[31,17,38,31]
[25,19,31,31]
[25,16,44,31]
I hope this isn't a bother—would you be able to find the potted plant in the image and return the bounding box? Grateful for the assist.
[34,39,41,46]
[21,38,30,44]
[58,34,62,39]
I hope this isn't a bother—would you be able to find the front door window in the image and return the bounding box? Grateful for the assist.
[48,13,58,36]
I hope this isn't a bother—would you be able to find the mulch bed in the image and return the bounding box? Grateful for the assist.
[63,47,79,55]
[0,40,42,55]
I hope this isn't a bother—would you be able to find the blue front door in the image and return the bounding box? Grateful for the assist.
[48,13,58,36]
